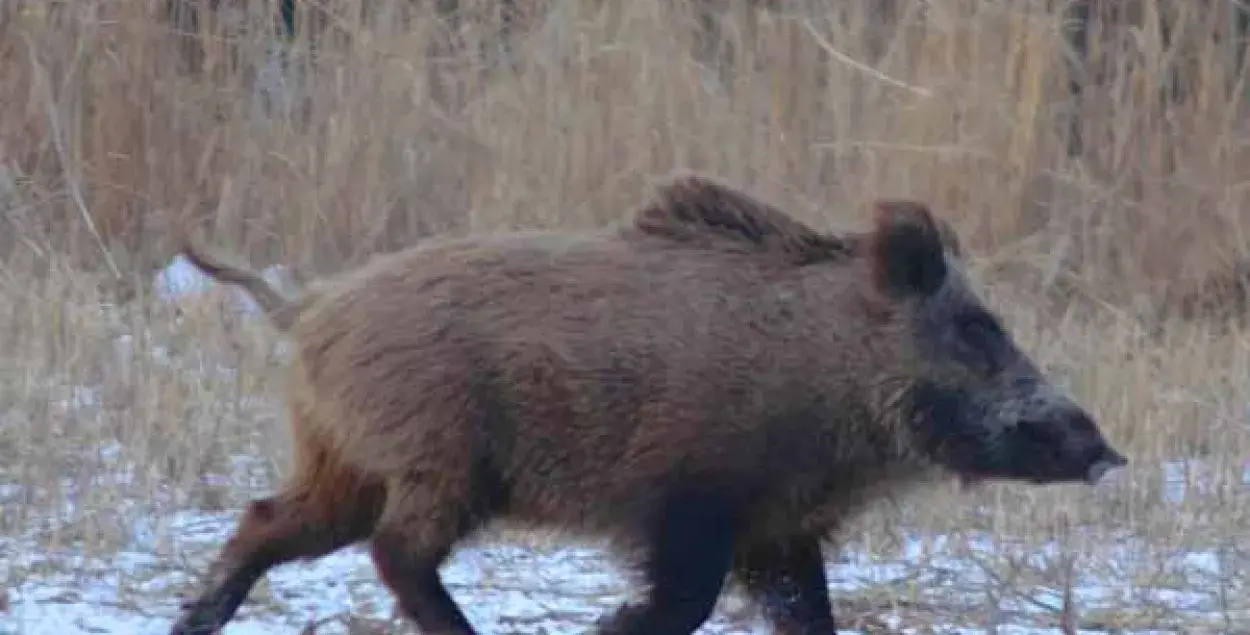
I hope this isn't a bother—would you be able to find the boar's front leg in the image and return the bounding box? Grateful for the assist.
[595,488,740,635]
[732,534,837,635]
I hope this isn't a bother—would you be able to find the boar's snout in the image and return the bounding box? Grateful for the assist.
[1014,407,1128,486]
[913,380,1130,488]
[1084,444,1129,485]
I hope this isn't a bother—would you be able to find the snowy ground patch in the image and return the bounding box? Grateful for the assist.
[3,502,1245,635]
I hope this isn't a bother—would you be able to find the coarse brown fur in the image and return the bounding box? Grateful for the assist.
[628,175,862,266]
[170,173,1126,635]
[626,175,967,266]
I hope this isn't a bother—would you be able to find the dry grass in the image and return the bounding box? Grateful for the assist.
[1,0,1248,633]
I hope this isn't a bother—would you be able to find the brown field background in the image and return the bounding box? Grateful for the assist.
[1,0,1248,632]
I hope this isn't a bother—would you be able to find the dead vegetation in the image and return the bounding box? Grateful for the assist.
[1,0,1248,632]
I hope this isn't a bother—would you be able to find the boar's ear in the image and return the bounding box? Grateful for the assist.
[868,200,948,298]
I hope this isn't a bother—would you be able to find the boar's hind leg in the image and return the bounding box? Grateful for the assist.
[368,478,483,634]
[595,489,741,635]
[169,480,385,635]
[731,534,836,635]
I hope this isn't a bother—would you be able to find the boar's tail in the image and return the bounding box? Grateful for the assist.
[177,232,304,332]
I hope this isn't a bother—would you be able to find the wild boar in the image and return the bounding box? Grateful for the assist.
[168,174,1127,635]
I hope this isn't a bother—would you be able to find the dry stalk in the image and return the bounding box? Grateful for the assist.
[18,30,122,281]
[799,18,933,98]
[982,579,1002,635]
[1057,548,1079,635]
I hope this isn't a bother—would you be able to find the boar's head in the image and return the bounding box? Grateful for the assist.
[864,200,1128,487]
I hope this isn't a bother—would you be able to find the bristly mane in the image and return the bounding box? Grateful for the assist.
[629,175,859,265]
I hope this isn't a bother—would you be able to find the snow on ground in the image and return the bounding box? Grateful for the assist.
[2,508,1241,635]
[2,259,1247,634]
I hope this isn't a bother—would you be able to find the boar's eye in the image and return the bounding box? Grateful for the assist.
[953,310,1006,370]
[956,311,1004,341]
